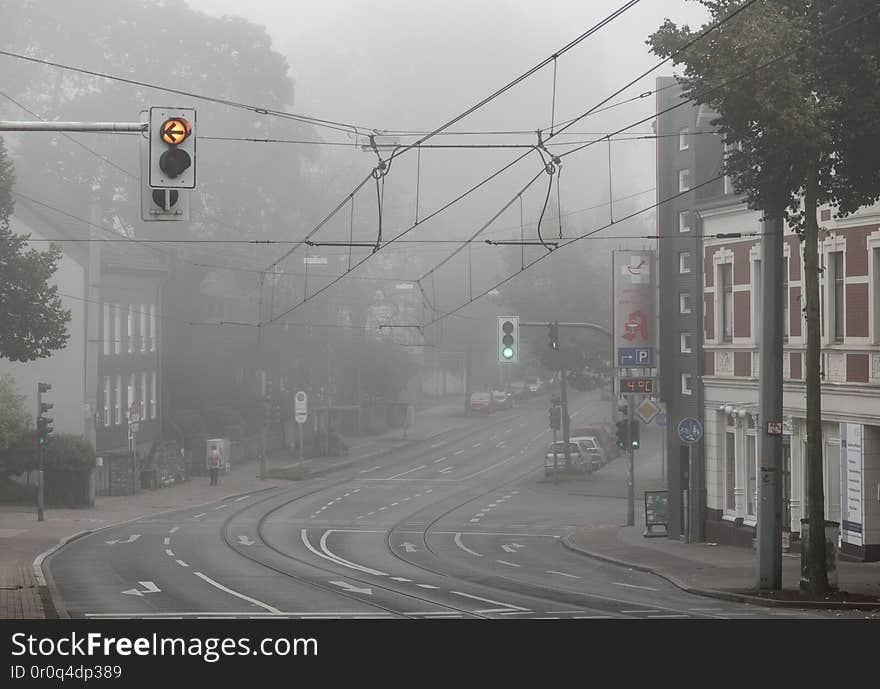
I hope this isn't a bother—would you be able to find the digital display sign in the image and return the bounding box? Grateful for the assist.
[620,377,655,395]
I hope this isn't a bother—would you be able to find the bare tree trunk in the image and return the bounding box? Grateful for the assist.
[803,157,828,594]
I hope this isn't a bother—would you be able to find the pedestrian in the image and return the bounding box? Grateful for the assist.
[209,447,222,486]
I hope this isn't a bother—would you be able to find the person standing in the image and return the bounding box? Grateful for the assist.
[209,447,222,486]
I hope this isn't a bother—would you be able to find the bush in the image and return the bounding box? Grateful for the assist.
[43,434,95,472]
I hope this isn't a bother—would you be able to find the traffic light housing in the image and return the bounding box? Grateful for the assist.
[630,420,640,450]
[616,419,640,450]
[149,107,196,189]
[548,322,559,350]
[549,405,561,430]
[37,382,53,446]
[498,316,519,363]
[616,419,627,449]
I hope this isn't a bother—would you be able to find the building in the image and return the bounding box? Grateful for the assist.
[657,78,880,561]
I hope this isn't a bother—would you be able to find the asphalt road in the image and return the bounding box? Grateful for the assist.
[47,390,857,620]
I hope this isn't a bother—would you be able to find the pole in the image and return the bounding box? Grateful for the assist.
[0,120,146,132]
[552,427,558,484]
[757,213,784,590]
[257,273,266,481]
[36,384,44,522]
[558,323,572,471]
[299,422,304,461]
[627,396,635,527]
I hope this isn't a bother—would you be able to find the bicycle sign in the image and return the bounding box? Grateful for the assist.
[677,417,703,445]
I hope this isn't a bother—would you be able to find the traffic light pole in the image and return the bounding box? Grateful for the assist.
[0,121,146,132]
[36,388,44,522]
[627,395,635,527]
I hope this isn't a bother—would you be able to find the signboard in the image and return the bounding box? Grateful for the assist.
[294,391,308,424]
[620,377,655,395]
[655,412,667,428]
[842,423,863,546]
[636,398,661,424]
[677,417,703,444]
[612,250,656,368]
[644,490,668,536]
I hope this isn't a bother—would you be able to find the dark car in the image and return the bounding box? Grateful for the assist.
[492,390,514,410]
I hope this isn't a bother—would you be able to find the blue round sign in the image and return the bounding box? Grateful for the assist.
[677,417,703,444]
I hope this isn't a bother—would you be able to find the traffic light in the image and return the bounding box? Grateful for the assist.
[37,382,53,446]
[549,405,561,430]
[630,420,640,450]
[548,322,559,350]
[498,316,519,363]
[149,107,196,189]
[616,419,628,449]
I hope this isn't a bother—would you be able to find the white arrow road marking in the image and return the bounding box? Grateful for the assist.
[330,581,373,595]
[122,581,160,597]
[613,582,659,591]
[387,465,426,479]
[359,466,382,474]
[193,572,282,614]
[238,535,255,546]
[500,543,524,553]
[449,591,528,611]
[399,542,418,552]
[454,533,483,557]
[105,534,141,545]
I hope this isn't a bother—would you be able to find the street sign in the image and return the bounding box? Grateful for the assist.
[294,391,308,424]
[644,490,669,537]
[617,347,654,367]
[655,411,667,428]
[620,377,655,395]
[636,398,661,424]
[678,417,703,444]
[612,250,656,368]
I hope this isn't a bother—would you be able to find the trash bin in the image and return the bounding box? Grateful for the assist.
[800,518,839,591]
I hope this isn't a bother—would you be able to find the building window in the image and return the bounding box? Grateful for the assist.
[680,331,693,354]
[746,432,757,517]
[725,430,736,511]
[679,291,692,315]
[679,128,689,151]
[127,305,134,354]
[678,169,690,193]
[721,263,733,342]
[753,259,762,345]
[113,304,121,355]
[681,372,693,396]
[679,211,691,233]
[679,251,692,274]
[831,251,844,342]
[128,374,135,418]
[783,257,789,341]
[103,303,111,355]
[103,376,111,427]
[141,371,147,422]
[114,375,122,425]
[151,371,157,420]
[150,304,157,352]
[140,305,147,353]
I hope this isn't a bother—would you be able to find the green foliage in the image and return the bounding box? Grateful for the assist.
[0,374,30,450]
[43,434,96,472]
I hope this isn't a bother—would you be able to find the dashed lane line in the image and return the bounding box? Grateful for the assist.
[496,560,521,568]
[176,560,189,568]
[434,457,448,463]
[546,570,580,579]
[450,591,529,611]
[386,465,427,480]
[613,582,659,592]
[168,527,180,534]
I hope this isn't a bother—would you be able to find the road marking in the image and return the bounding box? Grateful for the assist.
[378,506,387,511]
[621,609,660,614]
[398,542,418,552]
[391,502,399,507]
[193,572,282,614]
[193,513,206,519]
[460,456,517,480]
[367,512,375,516]
[613,582,659,591]
[343,493,351,497]
[390,577,412,582]
[430,442,445,449]
[165,549,175,557]
[450,591,528,611]
[121,581,160,597]
[475,513,485,518]
[472,443,482,448]
[237,535,255,546]
[214,504,228,510]
[434,456,448,463]
[163,537,170,546]
[416,584,439,589]
[176,560,189,568]
[302,529,387,576]
[359,466,382,474]
[453,450,465,456]
[387,465,427,479]
[490,435,498,441]
[105,534,141,545]
[573,615,614,619]
[645,614,690,618]
[330,580,373,595]
[546,570,580,579]
[454,533,483,557]
[402,497,411,501]
[496,560,521,567]
[439,467,454,474]
[234,495,251,502]
[496,442,506,448]
[487,503,497,508]
[469,518,480,523]
[432,531,560,538]
[168,527,180,534]
[500,543,524,553]
[352,488,361,493]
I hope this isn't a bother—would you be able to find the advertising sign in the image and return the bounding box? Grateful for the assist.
[842,423,863,546]
[612,250,655,368]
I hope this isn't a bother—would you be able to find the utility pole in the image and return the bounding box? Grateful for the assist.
[559,339,572,471]
[757,213,784,590]
[257,272,267,480]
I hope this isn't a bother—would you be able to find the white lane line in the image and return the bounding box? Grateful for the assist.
[352,488,361,493]
[163,537,170,546]
[621,610,660,614]
[378,506,387,511]
[645,614,690,619]
[193,572,282,615]
[430,442,445,449]
[234,495,251,502]
[425,489,433,493]
[319,529,389,577]
[434,457,448,463]
[613,582,659,591]
[469,518,481,523]
[496,442,506,448]
[450,591,529,611]
[439,467,454,474]
[416,584,439,589]
[367,512,375,516]
[460,456,516,481]
[505,427,513,433]
[391,502,399,507]
[359,466,382,474]
[453,450,465,456]
[573,615,614,619]
[176,560,189,568]
[390,577,411,582]
[454,532,484,558]
[168,527,180,534]
[387,465,427,479]
[546,570,580,579]
[472,443,482,448]
[475,513,485,518]
[496,560,521,568]
[165,549,175,557]
[193,513,206,519]
[214,504,228,510]
[300,529,385,576]
[355,516,363,520]
[343,493,351,497]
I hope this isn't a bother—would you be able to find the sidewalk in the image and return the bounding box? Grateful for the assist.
[0,399,478,619]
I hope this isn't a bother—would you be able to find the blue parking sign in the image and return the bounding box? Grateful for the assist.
[677,417,703,444]
[617,347,654,367]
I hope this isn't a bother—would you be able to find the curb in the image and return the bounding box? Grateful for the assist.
[561,533,880,611]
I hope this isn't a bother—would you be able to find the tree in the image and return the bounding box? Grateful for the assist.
[0,138,71,362]
[0,374,29,449]
[649,0,880,594]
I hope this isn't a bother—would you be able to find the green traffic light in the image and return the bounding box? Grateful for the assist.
[631,441,640,449]
[502,346,514,359]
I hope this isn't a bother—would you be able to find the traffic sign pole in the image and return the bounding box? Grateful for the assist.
[627,396,634,527]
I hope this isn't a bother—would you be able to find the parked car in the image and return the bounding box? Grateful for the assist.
[492,390,514,410]
[543,441,591,478]
[572,423,620,461]
[469,391,495,414]
[526,377,544,395]
[569,435,606,471]
[510,381,527,399]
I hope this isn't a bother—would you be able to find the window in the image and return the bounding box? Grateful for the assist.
[680,331,693,354]
[140,305,147,352]
[681,372,693,396]
[150,304,157,351]
[725,430,736,511]
[679,211,691,233]
[103,376,111,427]
[753,259,761,345]
[783,257,789,341]
[832,251,844,342]
[679,251,692,274]
[747,433,757,516]
[151,371,157,419]
[678,169,690,192]
[127,305,134,354]
[113,304,121,355]
[141,371,147,422]
[679,291,692,315]
[721,263,733,342]
[103,303,111,355]
[679,128,689,151]
[114,375,122,425]
[128,374,135,418]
